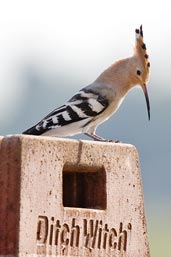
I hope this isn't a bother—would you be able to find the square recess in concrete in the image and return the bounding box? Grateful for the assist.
[63,165,106,209]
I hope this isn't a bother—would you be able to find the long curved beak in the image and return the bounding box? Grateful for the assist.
[141,83,150,120]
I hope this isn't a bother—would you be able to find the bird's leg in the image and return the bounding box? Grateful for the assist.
[85,133,119,143]
[85,133,106,141]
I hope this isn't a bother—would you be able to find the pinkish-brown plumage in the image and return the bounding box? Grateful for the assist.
[23,25,150,142]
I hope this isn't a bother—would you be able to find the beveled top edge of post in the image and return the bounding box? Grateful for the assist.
[1,134,136,150]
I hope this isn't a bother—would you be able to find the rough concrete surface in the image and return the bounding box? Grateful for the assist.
[0,135,150,257]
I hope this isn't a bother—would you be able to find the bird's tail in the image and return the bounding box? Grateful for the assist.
[22,125,43,135]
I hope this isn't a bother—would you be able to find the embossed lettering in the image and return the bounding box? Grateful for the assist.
[49,217,54,245]
[55,220,61,245]
[83,219,99,250]
[118,222,127,251]
[97,220,103,249]
[61,223,70,246]
[109,228,117,249]
[70,218,80,247]
[36,216,132,254]
[37,215,48,244]
[103,224,109,249]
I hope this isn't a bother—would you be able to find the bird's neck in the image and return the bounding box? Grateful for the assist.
[95,56,137,96]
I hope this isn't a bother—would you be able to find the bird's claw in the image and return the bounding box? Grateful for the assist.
[106,139,120,143]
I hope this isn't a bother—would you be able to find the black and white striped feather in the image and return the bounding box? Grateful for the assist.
[23,88,109,136]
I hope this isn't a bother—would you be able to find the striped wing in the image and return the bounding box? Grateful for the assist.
[23,88,109,135]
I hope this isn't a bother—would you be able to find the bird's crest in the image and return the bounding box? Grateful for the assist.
[135,25,150,71]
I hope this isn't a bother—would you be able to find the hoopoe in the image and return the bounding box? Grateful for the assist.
[23,25,150,142]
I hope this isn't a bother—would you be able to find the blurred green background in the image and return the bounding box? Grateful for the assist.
[0,1,170,256]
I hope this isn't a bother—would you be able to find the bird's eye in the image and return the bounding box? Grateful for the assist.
[136,69,141,76]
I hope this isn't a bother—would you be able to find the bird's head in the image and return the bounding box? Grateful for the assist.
[95,25,151,120]
[132,25,150,120]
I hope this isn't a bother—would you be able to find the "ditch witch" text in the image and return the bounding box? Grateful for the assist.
[36,216,132,253]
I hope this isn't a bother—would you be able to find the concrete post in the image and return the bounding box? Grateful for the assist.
[0,135,150,257]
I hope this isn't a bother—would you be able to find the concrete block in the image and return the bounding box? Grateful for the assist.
[0,135,150,257]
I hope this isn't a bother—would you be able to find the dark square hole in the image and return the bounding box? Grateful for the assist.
[63,165,106,210]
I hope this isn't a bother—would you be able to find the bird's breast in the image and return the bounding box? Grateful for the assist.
[92,94,125,127]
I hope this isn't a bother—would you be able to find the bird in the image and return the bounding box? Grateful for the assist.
[23,25,150,142]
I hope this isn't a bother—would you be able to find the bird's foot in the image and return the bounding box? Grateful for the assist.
[85,133,120,143]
